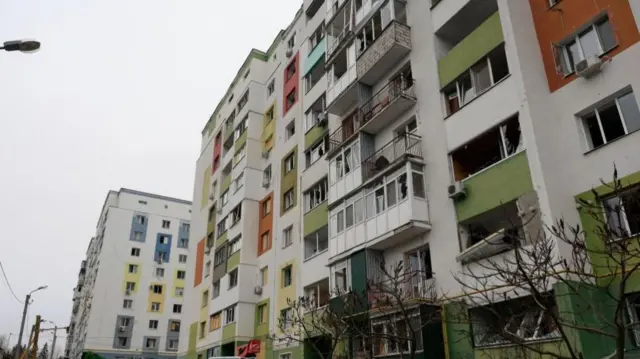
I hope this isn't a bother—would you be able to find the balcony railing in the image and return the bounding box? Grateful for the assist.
[362,133,422,182]
[327,25,353,59]
[360,75,415,127]
[328,112,361,154]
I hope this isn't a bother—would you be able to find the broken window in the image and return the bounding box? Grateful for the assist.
[582,91,640,150]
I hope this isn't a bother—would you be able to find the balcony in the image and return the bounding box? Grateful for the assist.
[326,0,349,23]
[354,0,382,25]
[362,133,422,182]
[359,75,415,134]
[357,21,412,86]
[328,111,361,156]
[326,60,358,115]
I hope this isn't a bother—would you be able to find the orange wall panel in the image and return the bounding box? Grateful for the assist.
[258,193,273,256]
[194,238,204,287]
[529,0,640,92]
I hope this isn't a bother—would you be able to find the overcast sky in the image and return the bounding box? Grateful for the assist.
[0,0,301,354]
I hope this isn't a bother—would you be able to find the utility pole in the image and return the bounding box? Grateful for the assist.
[49,326,57,359]
[31,316,41,359]
[15,294,31,359]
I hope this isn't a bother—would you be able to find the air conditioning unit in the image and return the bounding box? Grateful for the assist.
[262,150,270,159]
[125,290,131,296]
[315,114,327,127]
[576,55,603,78]
[448,181,466,200]
[254,286,263,295]
[118,326,126,332]
[262,178,270,188]
[286,48,293,58]
[208,194,214,201]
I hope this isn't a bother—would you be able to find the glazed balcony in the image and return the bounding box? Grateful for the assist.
[359,75,416,134]
[362,132,422,182]
[356,21,412,86]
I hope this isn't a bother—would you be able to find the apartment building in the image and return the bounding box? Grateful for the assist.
[66,189,192,359]
[182,0,640,359]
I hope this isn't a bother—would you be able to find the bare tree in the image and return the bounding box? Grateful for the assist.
[444,167,640,359]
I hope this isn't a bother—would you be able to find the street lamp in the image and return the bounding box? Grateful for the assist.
[1,39,41,53]
[15,285,48,359]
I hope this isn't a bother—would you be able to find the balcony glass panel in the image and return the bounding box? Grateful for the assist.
[362,133,422,182]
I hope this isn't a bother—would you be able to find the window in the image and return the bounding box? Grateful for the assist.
[210,312,221,330]
[287,32,296,49]
[126,282,136,292]
[213,281,220,298]
[178,237,189,248]
[284,189,294,210]
[175,287,184,297]
[257,304,267,324]
[229,236,241,254]
[202,290,209,307]
[309,22,325,51]
[330,142,360,184]
[162,220,171,229]
[306,137,327,167]
[443,46,509,115]
[131,248,140,257]
[582,91,640,150]
[267,80,275,97]
[280,354,291,359]
[156,250,169,263]
[556,17,616,75]
[178,254,187,263]
[217,216,228,236]
[181,222,190,232]
[155,268,165,277]
[603,184,640,239]
[238,90,249,111]
[284,153,295,173]
[260,266,269,286]
[199,322,206,338]
[173,304,182,313]
[128,264,138,274]
[234,143,246,163]
[168,340,179,350]
[282,265,293,287]
[283,226,293,248]
[231,204,242,225]
[123,299,133,309]
[286,89,297,111]
[304,178,328,212]
[549,0,559,6]
[221,189,229,207]
[371,311,423,355]
[266,106,275,123]
[135,215,146,225]
[214,246,227,266]
[331,260,349,294]
[224,305,236,324]
[151,285,163,294]
[286,61,296,81]
[205,261,211,277]
[451,115,523,181]
[149,320,158,329]
[228,269,239,288]
[304,226,329,259]
[406,247,433,297]
[234,172,244,192]
[286,119,296,140]
[261,231,271,253]
[263,165,272,184]
[133,231,143,241]
[280,308,293,330]
[177,270,186,279]
[117,337,128,347]
[262,198,272,217]
[158,235,169,244]
[145,337,157,349]
[304,279,330,309]
[151,302,160,312]
[470,295,559,347]
[120,317,131,327]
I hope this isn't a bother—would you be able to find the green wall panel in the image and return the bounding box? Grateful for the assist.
[234,130,248,152]
[303,202,328,237]
[455,151,533,222]
[220,174,232,194]
[201,165,211,210]
[226,250,240,270]
[438,11,504,88]
[216,232,228,248]
[187,322,198,359]
[304,37,326,75]
[207,216,215,236]
[304,127,328,150]
[350,250,368,313]
[442,302,473,359]
[280,147,298,215]
[222,322,237,342]
[255,298,271,338]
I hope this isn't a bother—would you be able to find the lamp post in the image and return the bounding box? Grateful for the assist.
[1,39,40,54]
[15,286,48,359]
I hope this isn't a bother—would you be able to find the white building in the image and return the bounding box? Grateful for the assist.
[66,189,191,359]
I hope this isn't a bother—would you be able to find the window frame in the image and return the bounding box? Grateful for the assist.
[228,268,239,289]
[283,226,293,248]
[283,189,295,210]
[558,16,616,75]
[304,178,328,213]
[581,90,640,150]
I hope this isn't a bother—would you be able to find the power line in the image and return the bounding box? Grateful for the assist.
[0,261,24,304]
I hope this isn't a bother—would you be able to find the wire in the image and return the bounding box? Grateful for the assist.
[0,261,24,304]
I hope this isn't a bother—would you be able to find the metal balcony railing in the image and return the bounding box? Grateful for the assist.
[328,112,361,154]
[360,75,415,126]
[362,132,422,182]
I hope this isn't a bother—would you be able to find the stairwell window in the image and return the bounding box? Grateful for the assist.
[173,304,182,313]
[155,268,165,277]
[177,270,186,279]
[213,281,220,298]
[581,91,640,150]
[131,248,140,257]
[231,204,242,226]
[443,45,509,116]
[267,79,275,97]
[179,254,187,263]
[225,305,236,324]
[450,115,523,181]
[128,264,138,274]
[304,178,328,212]
[285,153,295,173]
[175,287,184,297]
[162,220,171,229]
[123,299,133,309]
[151,285,163,294]
[282,265,293,287]
[126,282,136,291]
[283,226,293,248]
[151,302,160,312]
[286,89,297,111]
[228,269,239,289]
[555,17,616,75]
[202,290,209,307]
[284,189,295,210]
[286,119,296,140]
